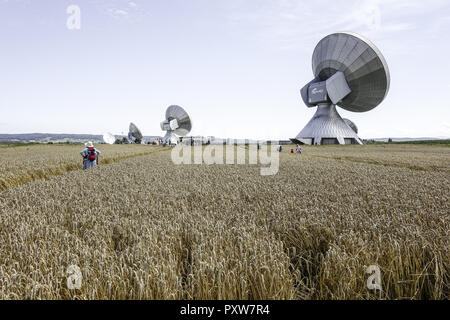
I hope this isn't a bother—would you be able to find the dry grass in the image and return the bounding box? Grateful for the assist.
[0,144,448,299]
[0,144,163,192]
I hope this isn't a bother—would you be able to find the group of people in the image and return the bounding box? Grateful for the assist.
[276,144,302,154]
[80,141,101,170]
[288,145,302,154]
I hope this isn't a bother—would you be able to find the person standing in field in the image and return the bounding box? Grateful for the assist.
[80,141,101,170]
[81,142,88,170]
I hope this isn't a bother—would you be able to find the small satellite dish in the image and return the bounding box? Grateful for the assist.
[103,132,116,144]
[343,118,358,134]
[160,105,192,144]
[294,32,390,145]
[128,122,143,144]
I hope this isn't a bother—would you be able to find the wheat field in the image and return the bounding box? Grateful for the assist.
[0,143,448,299]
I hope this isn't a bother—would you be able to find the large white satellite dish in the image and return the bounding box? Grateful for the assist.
[103,132,116,144]
[160,105,192,144]
[292,32,390,145]
[128,122,143,144]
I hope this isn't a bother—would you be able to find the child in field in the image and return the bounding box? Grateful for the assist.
[80,141,101,170]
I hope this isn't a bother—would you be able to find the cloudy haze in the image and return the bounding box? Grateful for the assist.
[0,0,449,139]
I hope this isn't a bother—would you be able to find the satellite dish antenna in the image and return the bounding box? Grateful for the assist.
[292,32,390,145]
[128,122,143,144]
[343,118,358,134]
[160,105,192,144]
[103,132,116,144]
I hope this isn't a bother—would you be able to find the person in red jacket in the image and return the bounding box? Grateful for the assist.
[80,141,101,170]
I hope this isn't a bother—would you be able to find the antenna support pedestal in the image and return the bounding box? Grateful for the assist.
[294,104,363,145]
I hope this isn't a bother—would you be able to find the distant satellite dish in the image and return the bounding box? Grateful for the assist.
[343,118,358,134]
[294,32,390,145]
[103,132,116,144]
[160,105,192,144]
[128,122,143,144]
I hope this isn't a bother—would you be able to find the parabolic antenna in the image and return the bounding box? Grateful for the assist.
[103,132,116,144]
[293,32,390,145]
[128,122,143,144]
[343,118,358,134]
[160,105,192,144]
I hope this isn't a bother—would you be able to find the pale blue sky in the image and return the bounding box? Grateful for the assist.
[0,0,449,139]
